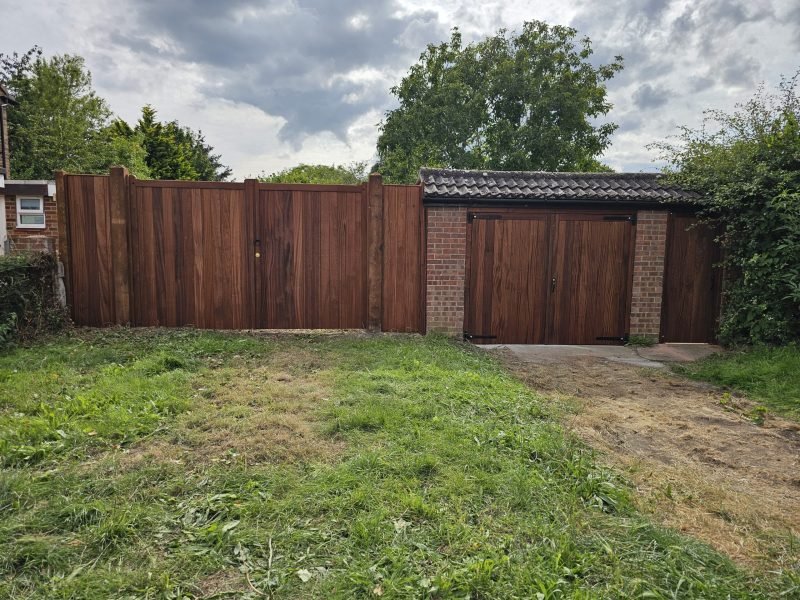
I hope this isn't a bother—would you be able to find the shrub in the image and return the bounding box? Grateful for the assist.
[654,76,800,345]
[0,253,68,348]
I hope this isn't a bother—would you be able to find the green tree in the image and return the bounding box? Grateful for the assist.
[1,51,112,178]
[130,105,231,181]
[654,76,800,345]
[376,22,622,182]
[258,162,368,184]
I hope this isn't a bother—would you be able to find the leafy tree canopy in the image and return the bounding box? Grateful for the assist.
[0,47,229,181]
[258,162,368,184]
[115,106,232,181]
[0,48,142,178]
[376,22,622,182]
[654,76,800,345]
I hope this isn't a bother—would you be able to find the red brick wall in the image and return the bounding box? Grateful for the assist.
[425,206,467,336]
[4,194,58,253]
[630,210,668,339]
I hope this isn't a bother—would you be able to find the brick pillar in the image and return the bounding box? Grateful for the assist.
[425,206,467,336]
[630,210,668,339]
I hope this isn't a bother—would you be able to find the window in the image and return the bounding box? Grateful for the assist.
[16,197,45,229]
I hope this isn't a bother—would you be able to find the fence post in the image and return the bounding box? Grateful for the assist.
[109,166,131,324]
[367,173,384,331]
[54,170,71,311]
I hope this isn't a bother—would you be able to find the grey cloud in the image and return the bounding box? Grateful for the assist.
[719,55,762,88]
[632,83,672,109]
[110,0,444,140]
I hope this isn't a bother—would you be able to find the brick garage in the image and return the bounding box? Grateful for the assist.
[3,181,58,254]
[421,168,718,344]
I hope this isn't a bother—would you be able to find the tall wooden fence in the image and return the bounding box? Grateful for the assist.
[56,168,425,332]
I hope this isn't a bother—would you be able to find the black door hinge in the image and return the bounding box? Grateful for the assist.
[603,215,636,224]
[468,213,503,223]
[464,332,498,341]
[596,335,629,342]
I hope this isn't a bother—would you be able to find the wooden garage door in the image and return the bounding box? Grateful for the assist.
[464,214,550,343]
[549,214,634,344]
[660,214,721,342]
[465,210,634,344]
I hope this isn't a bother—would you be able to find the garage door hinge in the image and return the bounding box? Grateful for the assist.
[468,213,503,222]
[596,335,629,342]
[603,215,637,224]
[464,332,497,341]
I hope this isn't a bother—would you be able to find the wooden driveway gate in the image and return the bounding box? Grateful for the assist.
[57,169,425,332]
[464,209,634,344]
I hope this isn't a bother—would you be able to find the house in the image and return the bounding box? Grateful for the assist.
[0,82,58,255]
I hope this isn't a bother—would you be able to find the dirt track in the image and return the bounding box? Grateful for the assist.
[496,350,800,568]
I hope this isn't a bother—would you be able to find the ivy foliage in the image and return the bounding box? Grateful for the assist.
[0,253,67,349]
[655,77,800,345]
[376,22,622,183]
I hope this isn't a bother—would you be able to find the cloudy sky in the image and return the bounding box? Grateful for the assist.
[1,0,798,178]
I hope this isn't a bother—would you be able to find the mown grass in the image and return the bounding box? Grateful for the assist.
[0,330,796,598]
[675,345,800,421]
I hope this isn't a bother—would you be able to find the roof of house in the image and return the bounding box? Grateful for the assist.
[419,168,696,204]
[0,82,17,105]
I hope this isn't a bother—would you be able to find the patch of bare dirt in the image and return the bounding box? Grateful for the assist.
[116,349,344,471]
[497,350,800,568]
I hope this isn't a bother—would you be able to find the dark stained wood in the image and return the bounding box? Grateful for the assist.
[382,184,425,333]
[660,214,721,342]
[464,209,634,345]
[128,182,253,328]
[254,186,368,329]
[109,166,131,323]
[465,212,551,344]
[548,213,633,344]
[65,175,115,325]
[367,174,384,331]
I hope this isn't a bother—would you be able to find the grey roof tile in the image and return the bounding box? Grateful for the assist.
[419,168,695,203]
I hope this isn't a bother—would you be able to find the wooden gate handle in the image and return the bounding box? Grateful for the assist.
[551,276,557,292]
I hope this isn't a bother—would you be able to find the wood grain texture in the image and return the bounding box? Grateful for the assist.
[367,174,384,330]
[382,184,425,333]
[65,175,115,326]
[109,167,131,323]
[465,214,550,343]
[128,182,254,328]
[254,186,367,329]
[464,209,633,345]
[660,214,721,342]
[548,214,633,344]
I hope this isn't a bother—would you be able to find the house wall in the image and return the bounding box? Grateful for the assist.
[423,205,670,341]
[4,194,58,253]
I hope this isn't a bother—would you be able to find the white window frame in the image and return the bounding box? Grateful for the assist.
[16,196,46,229]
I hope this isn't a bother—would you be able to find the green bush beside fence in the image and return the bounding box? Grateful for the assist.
[0,253,67,348]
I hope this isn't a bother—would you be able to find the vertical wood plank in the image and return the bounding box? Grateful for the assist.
[367,173,383,331]
[109,166,130,324]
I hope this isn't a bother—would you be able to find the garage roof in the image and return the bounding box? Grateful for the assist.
[420,168,696,204]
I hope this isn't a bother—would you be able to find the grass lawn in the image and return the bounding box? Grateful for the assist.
[675,345,800,421]
[1,330,796,598]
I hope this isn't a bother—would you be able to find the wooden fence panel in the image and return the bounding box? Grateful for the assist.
[129,181,255,329]
[382,184,425,332]
[65,175,115,326]
[61,173,425,331]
